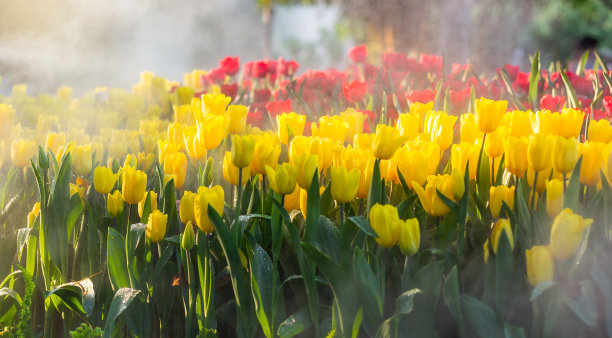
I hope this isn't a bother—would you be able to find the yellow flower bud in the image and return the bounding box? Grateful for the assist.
[558,108,584,139]
[193,185,225,233]
[27,202,40,228]
[460,113,483,144]
[179,191,197,224]
[503,136,529,177]
[509,110,533,138]
[72,144,93,176]
[196,114,229,150]
[340,109,365,143]
[231,134,256,168]
[138,191,158,218]
[107,190,124,217]
[266,163,298,196]
[94,166,118,194]
[372,125,405,160]
[46,132,66,156]
[330,166,361,204]
[353,133,375,150]
[484,126,506,159]
[311,116,349,143]
[531,110,560,135]
[226,104,248,134]
[397,113,420,140]
[548,208,593,260]
[223,151,250,186]
[145,210,168,243]
[451,142,480,180]
[284,185,301,211]
[475,98,507,133]
[10,139,37,168]
[121,165,147,205]
[369,204,401,247]
[250,132,281,175]
[545,179,564,218]
[202,93,230,116]
[490,219,514,254]
[526,245,555,287]
[578,142,606,186]
[412,175,454,217]
[489,186,515,218]
[451,169,465,201]
[395,142,441,189]
[293,153,319,190]
[424,111,457,151]
[551,135,579,174]
[277,112,306,145]
[164,152,188,189]
[399,218,420,256]
[527,133,554,172]
[588,119,612,143]
[181,221,195,251]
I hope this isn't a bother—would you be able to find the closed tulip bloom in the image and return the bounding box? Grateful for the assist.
[107,190,124,217]
[231,134,256,168]
[223,151,250,185]
[491,219,514,254]
[308,137,340,170]
[181,221,195,251]
[145,210,168,243]
[45,132,66,155]
[549,208,593,260]
[451,169,465,201]
[138,191,158,218]
[193,185,225,233]
[527,133,553,172]
[179,191,197,224]
[340,109,365,143]
[167,123,187,151]
[183,126,206,160]
[353,133,375,150]
[330,166,361,203]
[475,98,507,133]
[202,93,231,116]
[399,218,420,256]
[531,110,560,135]
[293,153,318,190]
[157,140,182,164]
[311,116,349,144]
[358,157,375,199]
[396,142,441,189]
[412,175,454,217]
[94,166,118,194]
[226,104,248,134]
[451,142,480,180]
[484,126,506,159]
[372,124,406,160]
[369,204,401,247]
[196,114,229,150]
[504,136,529,177]
[509,110,533,138]
[251,132,281,175]
[552,135,579,174]
[588,119,612,143]
[489,185,515,218]
[545,179,564,218]
[397,113,421,140]
[277,112,306,145]
[526,246,555,287]
[164,152,188,189]
[11,139,37,168]
[425,111,457,151]
[121,165,147,204]
[578,142,606,186]
[284,185,301,211]
[558,108,584,139]
[124,154,138,169]
[460,113,483,144]
[266,163,298,195]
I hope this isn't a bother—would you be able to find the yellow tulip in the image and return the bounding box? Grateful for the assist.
[308,137,340,170]
[27,202,40,228]
[526,245,555,286]
[558,108,584,139]
[10,139,37,168]
[181,221,196,250]
[397,113,421,140]
[158,140,182,164]
[107,190,124,217]
[179,191,197,224]
[475,98,507,133]
[145,210,168,243]
[372,125,405,160]
[293,153,319,190]
[531,110,560,135]
[340,109,365,143]
[226,105,248,134]
[451,142,480,180]
[545,179,563,218]
[311,116,349,144]
[330,166,361,203]
[424,111,457,151]
[72,145,92,176]
[396,142,441,189]
[46,132,66,156]
[266,163,298,195]
[202,93,231,116]
[357,157,375,199]
[451,169,465,201]
[509,110,533,138]
[578,142,606,186]
[527,133,553,172]
[551,135,579,174]
[277,112,306,145]
[412,175,454,217]
[164,152,188,189]
[121,165,147,204]
[353,133,375,150]
[251,132,281,175]
[196,114,229,150]
[231,134,256,168]
[398,218,420,256]
[183,126,206,160]
[489,186,515,218]
[490,219,514,254]
[503,136,529,177]
[460,113,483,144]
[167,123,187,151]
[193,185,225,233]
[223,151,250,186]
[94,166,118,194]
[138,191,158,218]
[408,101,432,132]
[588,119,612,143]
[549,208,593,260]
[484,126,506,159]
[369,203,401,247]
[284,185,301,211]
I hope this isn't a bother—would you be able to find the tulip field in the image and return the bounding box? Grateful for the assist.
[1,46,612,337]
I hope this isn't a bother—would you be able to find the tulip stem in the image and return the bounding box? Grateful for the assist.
[491,157,495,185]
[236,168,243,220]
[562,173,567,194]
[476,133,487,184]
[340,203,345,226]
[531,171,538,210]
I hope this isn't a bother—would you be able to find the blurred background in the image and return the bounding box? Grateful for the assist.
[1,0,612,93]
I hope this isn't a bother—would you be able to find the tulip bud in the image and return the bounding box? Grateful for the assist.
[223,151,250,185]
[138,191,158,218]
[489,186,515,218]
[451,142,479,180]
[545,179,563,218]
[193,185,225,233]
[293,153,318,190]
[107,190,124,217]
[284,185,301,211]
[578,142,606,186]
[251,133,281,175]
[451,169,465,200]
[503,136,529,177]
[179,191,197,224]
[527,133,553,172]
[372,125,406,160]
[526,245,555,287]
[266,163,298,196]
[231,134,256,168]
[226,105,248,135]
[490,219,514,254]
[558,108,584,139]
[411,175,454,217]
[121,165,147,205]
[202,156,214,187]
[277,112,306,145]
[474,98,507,134]
[369,204,401,247]
[164,152,188,189]
[27,202,40,228]
[181,221,195,251]
[399,218,420,256]
[202,93,231,116]
[94,166,118,195]
[548,208,592,260]
[330,166,361,204]
[551,135,578,174]
[588,119,612,143]
[146,210,168,243]
[73,144,93,176]
[11,139,37,169]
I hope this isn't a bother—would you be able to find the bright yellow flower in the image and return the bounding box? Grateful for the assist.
[509,110,533,138]
[284,185,301,211]
[340,108,365,143]
[183,126,206,160]
[158,140,182,164]
[475,98,507,133]
[138,191,158,218]
[353,133,375,150]
[73,144,93,176]
[311,115,349,143]
[588,119,612,143]
[330,166,361,203]
[545,179,564,218]
[266,163,298,195]
[527,133,554,172]
[397,113,421,140]
[167,123,187,151]
[308,137,340,170]
[579,142,606,186]
[451,142,479,180]
[45,132,66,156]
[551,135,579,174]
[194,185,225,233]
[504,136,529,177]
[412,175,455,217]
[94,166,118,194]
[396,142,441,189]
[251,132,281,175]
[531,110,559,135]
[293,153,319,190]
[369,204,401,247]
[223,151,250,186]
[231,134,256,168]
[202,93,231,116]
[107,190,124,217]
[179,191,197,224]
[485,126,506,159]
[372,124,406,160]
[357,157,375,199]
[489,186,515,218]
[121,165,147,204]
[164,152,188,189]
[226,105,248,134]
[424,111,457,151]
[196,114,229,150]
[558,108,584,139]
[526,246,555,287]
[277,112,306,145]
[10,139,37,168]
[460,113,483,144]
[548,208,593,260]
[145,210,168,243]
[490,218,514,254]
[399,218,420,256]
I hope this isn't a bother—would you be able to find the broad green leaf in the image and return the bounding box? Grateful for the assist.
[461,295,502,338]
[347,215,378,238]
[103,288,141,338]
[504,323,526,338]
[250,242,274,338]
[561,280,598,327]
[44,284,86,316]
[529,51,541,109]
[277,306,311,338]
[529,281,557,301]
[443,266,463,324]
[367,160,383,212]
[564,157,583,212]
[106,228,130,290]
[395,288,421,315]
[304,169,320,244]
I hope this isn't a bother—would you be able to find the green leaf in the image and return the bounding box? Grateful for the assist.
[44,284,86,316]
[529,281,557,301]
[504,323,526,338]
[594,50,612,92]
[346,216,378,238]
[395,288,421,315]
[304,169,320,244]
[564,157,583,212]
[575,50,589,77]
[561,280,598,327]
[495,230,514,318]
[353,248,382,323]
[529,51,541,109]
[461,295,502,338]
[367,159,383,212]
[591,258,612,336]
[0,287,22,306]
[559,70,580,109]
[351,307,363,338]
[250,242,274,338]
[102,288,141,338]
[443,266,463,324]
[106,228,130,290]
[277,306,311,338]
